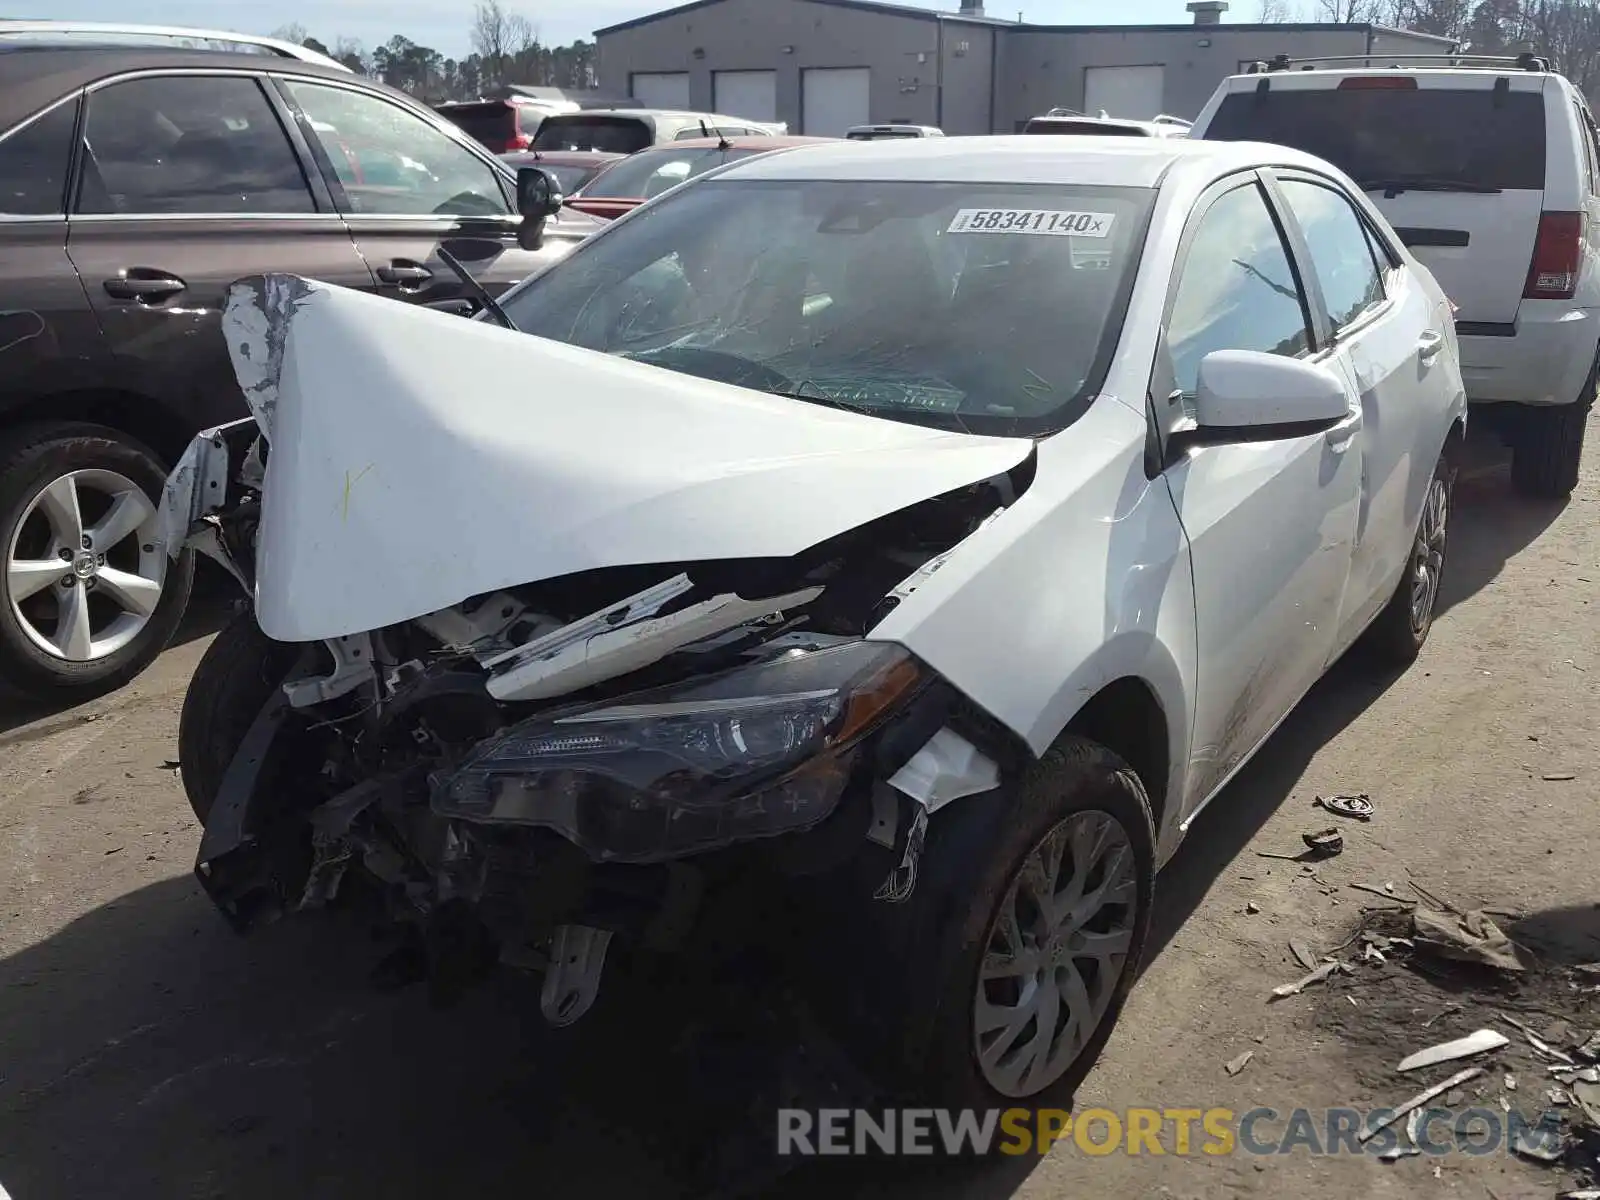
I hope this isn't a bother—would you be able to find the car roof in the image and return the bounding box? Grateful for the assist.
[1220,65,1558,88]
[0,45,377,132]
[717,134,1330,188]
[643,135,832,150]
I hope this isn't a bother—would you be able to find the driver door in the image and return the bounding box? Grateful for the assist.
[274,77,566,310]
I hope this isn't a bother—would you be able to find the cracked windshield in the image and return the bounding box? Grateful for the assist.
[500,181,1150,431]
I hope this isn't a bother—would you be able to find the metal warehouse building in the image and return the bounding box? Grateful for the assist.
[593,0,1454,136]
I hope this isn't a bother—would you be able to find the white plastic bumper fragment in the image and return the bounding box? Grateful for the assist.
[888,726,1000,812]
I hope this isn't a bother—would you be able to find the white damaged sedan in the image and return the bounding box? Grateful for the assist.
[162,136,1464,1109]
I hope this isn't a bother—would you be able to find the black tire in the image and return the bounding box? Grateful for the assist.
[178,612,300,822]
[1511,357,1594,499]
[816,735,1155,1114]
[1362,450,1454,666]
[0,422,195,700]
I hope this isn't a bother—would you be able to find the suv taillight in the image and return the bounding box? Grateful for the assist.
[1524,212,1583,300]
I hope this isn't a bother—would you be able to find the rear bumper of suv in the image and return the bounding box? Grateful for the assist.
[1457,303,1598,407]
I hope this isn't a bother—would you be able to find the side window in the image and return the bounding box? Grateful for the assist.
[280,81,509,218]
[1277,179,1385,332]
[1167,182,1313,395]
[78,76,313,216]
[1577,102,1600,195]
[0,100,78,216]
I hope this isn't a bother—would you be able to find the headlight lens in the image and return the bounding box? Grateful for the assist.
[433,641,925,863]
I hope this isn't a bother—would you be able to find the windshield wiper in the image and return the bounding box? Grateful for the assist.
[1357,177,1502,196]
[436,246,514,330]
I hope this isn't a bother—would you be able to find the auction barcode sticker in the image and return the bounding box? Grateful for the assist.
[947,208,1115,237]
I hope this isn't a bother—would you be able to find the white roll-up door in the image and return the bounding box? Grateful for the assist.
[630,71,691,109]
[713,70,777,122]
[1084,65,1165,121]
[801,67,870,136]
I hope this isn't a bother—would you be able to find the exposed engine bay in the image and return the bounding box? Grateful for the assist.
[167,406,1031,1025]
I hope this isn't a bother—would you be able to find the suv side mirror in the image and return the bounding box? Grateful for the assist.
[1194,349,1349,431]
[516,166,565,250]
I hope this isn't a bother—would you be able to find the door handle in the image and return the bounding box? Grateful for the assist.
[103,271,187,302]
[377,262,433,287]
[1324,410,1363,453]
[1417,329,1445,365]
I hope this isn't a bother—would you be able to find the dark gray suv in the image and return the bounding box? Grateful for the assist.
[0,45,598,700]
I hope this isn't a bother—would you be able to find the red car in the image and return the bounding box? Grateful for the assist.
[565,135,834,220]
[501,150,624,198]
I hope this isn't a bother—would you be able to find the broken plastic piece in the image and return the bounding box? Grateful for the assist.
[540,924,612,1027]
[1302,828,1344,857]
[1501,1012,1576,1063]
[886,726,1000,812]
[1270,961,1338,1000]
[1225,1050,1253,1076]
[1316,793,1374,820]
[1396,1028,1509,1073]
[1359,1067,1485,1143]
[1289,938,1319,971]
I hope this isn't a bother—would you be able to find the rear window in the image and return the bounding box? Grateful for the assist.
[436,102,519,147]
[1023,119,1149,137]
[582,146,761,199]
[533,116,652,153]
[1204,87,1547,191]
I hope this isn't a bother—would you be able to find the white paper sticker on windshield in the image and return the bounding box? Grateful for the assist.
[947,208,1115,237]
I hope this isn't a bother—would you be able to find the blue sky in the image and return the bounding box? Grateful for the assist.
[43,0,1259,58]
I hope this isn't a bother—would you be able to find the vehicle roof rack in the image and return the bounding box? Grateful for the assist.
[1152,114,1193,127]
[1244,50,1550,74]
[0,20,351,72]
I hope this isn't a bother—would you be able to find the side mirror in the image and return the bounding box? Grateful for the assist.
[516,166,565,251]
[1194,349,1349,430]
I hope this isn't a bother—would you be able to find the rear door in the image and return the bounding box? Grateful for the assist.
[276,77,576,308]
[64,71,373,432]
[1268,170,1449,647]
[1200,74,1548,326]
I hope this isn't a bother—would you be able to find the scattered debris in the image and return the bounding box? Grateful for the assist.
[1383,881,1396,894]
[1359,1067,1485,1143]
[1225,1050,1254,1077]
[1574,1080,1600,1128]
[1575,964,1600,980]
[1378,1144,1420,1162]
[1554,1067,1600,1086]
[1271,962,1341,1000]
[1303,828,1344,857]
[1431,1162,1441,1179]
[1505,1073,1517,1090]
[1316,793,1374,821]
[103,846,122,856]
[1578,1031,1600,1061]
[160,759,181,772]
[1245,901,1261,915]
[1349,882,1412,904]
[1551,1088,1571,1106]
[1396,1029,1510,1073]
[1501,1013,1577,1063]
[1542,772,1577,781]
[1556,1190,1600,1200]
[1362,942,1387,965]
[1412,909,1526,972]
[1289,938,1319,971]
[1510,1122,1565,1162]
[1422,1003,1463,1029]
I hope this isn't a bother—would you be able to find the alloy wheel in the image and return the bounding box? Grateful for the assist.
[1408,474,1449,633]
[5,469,165,662]
[972,809,1139,1098]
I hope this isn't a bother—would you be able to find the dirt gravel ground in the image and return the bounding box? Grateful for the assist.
[0,417,1596,1200]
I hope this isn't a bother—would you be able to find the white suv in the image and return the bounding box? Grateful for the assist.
[1191,53,1596,497]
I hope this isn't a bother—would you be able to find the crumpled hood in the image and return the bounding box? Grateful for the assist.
[226,276,1034,642]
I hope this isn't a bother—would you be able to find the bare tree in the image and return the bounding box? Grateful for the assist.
[270,22,309,44]
[1313,0,1396,20]
[472,0,539,87]
[1257,0,1295,20]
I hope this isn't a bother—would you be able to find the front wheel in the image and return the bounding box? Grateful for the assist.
[821,736,1156,1112]
[0,422,194,699]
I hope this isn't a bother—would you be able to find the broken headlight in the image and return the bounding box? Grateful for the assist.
[434,642,925,863]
